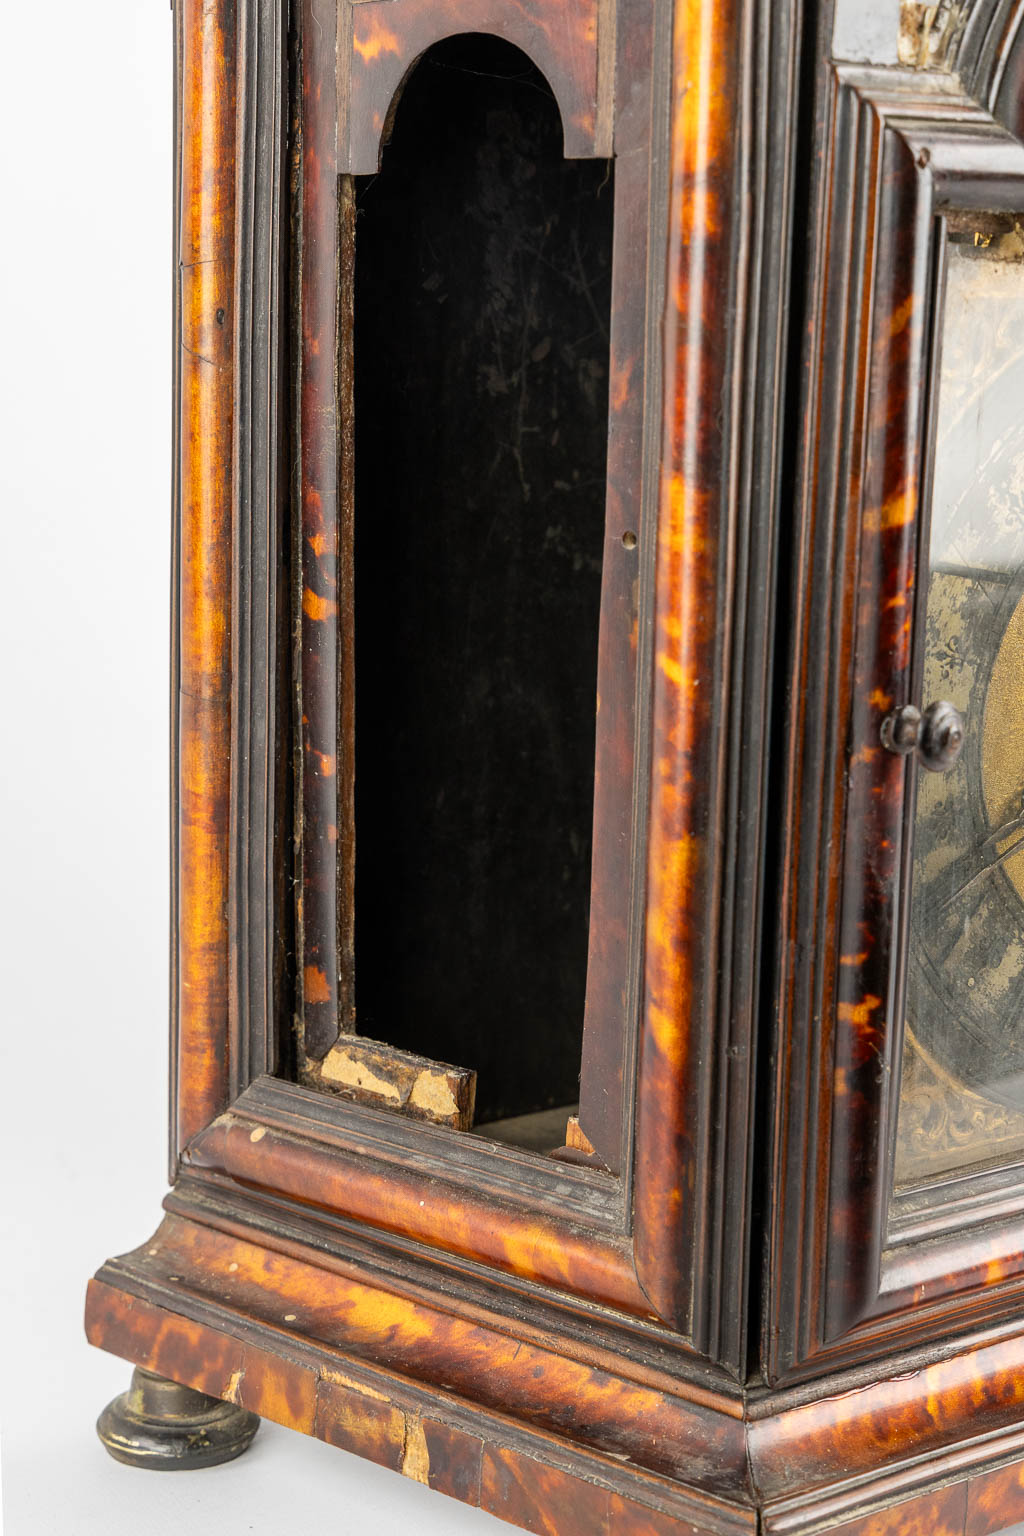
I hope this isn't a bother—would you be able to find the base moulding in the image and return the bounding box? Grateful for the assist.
[85,1201,1024,1536]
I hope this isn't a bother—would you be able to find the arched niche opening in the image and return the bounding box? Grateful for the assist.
[351,33,615,1129]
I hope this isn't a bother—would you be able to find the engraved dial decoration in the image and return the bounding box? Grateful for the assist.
[896,223,1024,1187]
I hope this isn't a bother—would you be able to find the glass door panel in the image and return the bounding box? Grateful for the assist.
[896,219,1024,1188]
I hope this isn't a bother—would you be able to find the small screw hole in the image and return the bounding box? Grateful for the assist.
[621,530,637,550]
[215,307,226,326]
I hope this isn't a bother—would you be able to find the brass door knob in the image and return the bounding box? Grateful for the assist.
[881,700,965,773]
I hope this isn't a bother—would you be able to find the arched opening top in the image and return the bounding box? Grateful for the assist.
[379,31,571,166]
[343,1,608,172]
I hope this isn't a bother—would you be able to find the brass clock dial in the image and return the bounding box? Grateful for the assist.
[900,224,1024,1173]
[909,561,1024,1111]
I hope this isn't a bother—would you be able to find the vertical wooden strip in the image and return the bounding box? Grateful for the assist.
[336,0,353,174]
[595,0,617,157]
[634,0,742,1326]
[176,0,237,1150]
[574,0,655,1174]
[337,175,357,1034]
[298,0,344,1059]
[826,122,929,1335]
[228,0,286,1095]
[168,0,184,1176]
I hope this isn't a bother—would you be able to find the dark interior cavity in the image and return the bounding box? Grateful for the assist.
[352,33,614,1124]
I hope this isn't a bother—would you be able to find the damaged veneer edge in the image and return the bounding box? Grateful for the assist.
[303,1035,477,1130]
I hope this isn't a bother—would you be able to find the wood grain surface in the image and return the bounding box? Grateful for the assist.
[174,0,237,1150]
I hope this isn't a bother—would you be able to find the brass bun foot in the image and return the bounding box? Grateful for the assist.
[97,1367,260,1470]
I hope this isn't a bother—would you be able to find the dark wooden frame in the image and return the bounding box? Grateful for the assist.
[294,0,653,1175]
[86,0,1024,1532]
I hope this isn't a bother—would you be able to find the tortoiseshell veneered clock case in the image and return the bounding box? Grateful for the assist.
[86,0,1024,1531]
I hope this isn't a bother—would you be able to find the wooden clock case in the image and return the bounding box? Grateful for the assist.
[85,0,1024,1532]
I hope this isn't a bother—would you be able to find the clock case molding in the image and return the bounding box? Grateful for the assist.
[84,0,1024,1532]
[769,47,1024,1384]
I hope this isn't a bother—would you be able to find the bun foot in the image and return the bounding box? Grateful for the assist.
[97,1367,260,1470]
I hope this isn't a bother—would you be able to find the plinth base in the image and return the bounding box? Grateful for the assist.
[86,1197,1024,1533]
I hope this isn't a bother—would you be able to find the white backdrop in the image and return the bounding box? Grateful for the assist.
[0,4,504,1531]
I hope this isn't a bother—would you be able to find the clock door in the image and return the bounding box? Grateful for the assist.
[767,52,1024,1384]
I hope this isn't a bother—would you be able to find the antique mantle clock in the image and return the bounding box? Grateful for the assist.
[85,0,1024,1530]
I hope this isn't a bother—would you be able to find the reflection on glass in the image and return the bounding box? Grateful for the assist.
[896,219,1024,1188]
